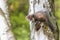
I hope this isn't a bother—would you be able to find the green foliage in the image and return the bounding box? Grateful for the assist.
[9,0,29,39]
[10,12,30,40]
[55,0,60,30]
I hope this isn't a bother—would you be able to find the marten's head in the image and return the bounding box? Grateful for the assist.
[26,11,47,22]
[26,11,47,31]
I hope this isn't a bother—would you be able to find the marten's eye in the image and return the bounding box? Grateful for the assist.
[35,19,38,21]
[40,18,46,22]
[34,18,46,22]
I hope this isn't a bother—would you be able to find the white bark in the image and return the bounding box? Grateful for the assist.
[29,0,50,15]
[28,0,59,40]
[0,0,15,40]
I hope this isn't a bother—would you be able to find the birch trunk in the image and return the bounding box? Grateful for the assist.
[27,0,59,40]
[0,0,15,40]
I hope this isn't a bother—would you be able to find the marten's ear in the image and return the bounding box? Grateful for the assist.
[26,15,33,21]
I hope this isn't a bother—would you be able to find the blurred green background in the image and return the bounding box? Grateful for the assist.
[8,0,60,40]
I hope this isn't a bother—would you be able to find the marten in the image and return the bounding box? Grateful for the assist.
[26,11,47,31]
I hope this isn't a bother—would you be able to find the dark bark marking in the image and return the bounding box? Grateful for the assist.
[49,12,52,16]
[38,0,40,4]
[31,1,33,4]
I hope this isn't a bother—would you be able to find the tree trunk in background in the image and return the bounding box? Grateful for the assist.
[27,0,59,40]
[0,0,15,40]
